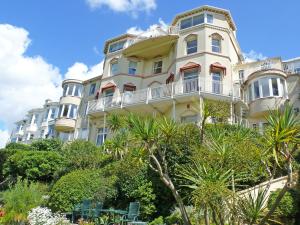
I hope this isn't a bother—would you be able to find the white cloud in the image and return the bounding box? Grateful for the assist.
[0,24,62,133]
[65,60,104,80]
[0,129,10,148]
[86,0,156,17]
[126,18,168,36]
[243,50,267,62]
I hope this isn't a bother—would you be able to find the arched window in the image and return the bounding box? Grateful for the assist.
[210,33,223,53]
[185,34,197,55]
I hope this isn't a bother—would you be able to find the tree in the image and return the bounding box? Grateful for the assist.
[3,150,65,183]
[259,105,300,225]
[31,139,63,151]
[107,115,192,225]
[49,169,117,212]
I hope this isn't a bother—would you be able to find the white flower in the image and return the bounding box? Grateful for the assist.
[28,207,70,225]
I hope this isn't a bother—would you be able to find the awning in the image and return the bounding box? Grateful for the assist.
[210,63,226,75]
[166,73,175,84]
[180,62,201,72]
[123,83,136,92]
[101,82,116,93]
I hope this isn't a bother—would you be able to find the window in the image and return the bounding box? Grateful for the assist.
[181,115,198,124]
[62,105,69,117]
[78,128,88,140]
[186,38,197,55]
[253,81,260,99]
[69,105,78,119]
[104,88,114,97]
[260,78,270,97]
[295,68,300,74]
[74,85,82,97]
[128,61,137,75]
[67,84,74,96]
[212,38,221,53]
[96,128,108,146]
[183,70,198,93]
[63,85,68,96]
[212,72,221,94]
[248,85,253,102]
[180,14,204,30]
[153,61,163,74]
[271,78,279,96]
[109,41,126,53]
[47,125,55,138]
[184,70,198,80]
[50,108,56,119]
[44,109,50,121]
[89,83,96,96]
[239,70,244,81]
[111,61,119,75]
[252,124,257,130]
[207,14,213,23]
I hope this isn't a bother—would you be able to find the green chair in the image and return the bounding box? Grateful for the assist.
[120,202,140,225]
[91,202,104,224]
[81,199,92,220]
[71,203,82,222]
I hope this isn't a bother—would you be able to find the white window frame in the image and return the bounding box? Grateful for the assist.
[153,60,163,74]
[186,37,197,55]
[96,127,108,146]
[128,61,137,75]
[111,61,119,76]
[212,38,221,53]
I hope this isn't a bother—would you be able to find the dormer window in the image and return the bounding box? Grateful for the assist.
[180,14,204,30]
[109,40,126,53]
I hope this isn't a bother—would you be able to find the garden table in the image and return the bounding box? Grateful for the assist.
[101,208,127,225]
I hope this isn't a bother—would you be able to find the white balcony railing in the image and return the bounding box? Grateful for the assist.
[88,78,241,114]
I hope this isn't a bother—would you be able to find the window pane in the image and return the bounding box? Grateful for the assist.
[69,105,77,119]
[271,78,279,96]
[212,39,220,53]
[193,14,204,25]
[74,85,82,97]
[44,109,50,121]
[89,83,96,95]
[50,108,56,119]
[111,62,118,75]
[62,105,69,117]
[207,14,213,23]
[261,78,270,97]
[154,61,162,74]
[248,84,253,101]
[67,84,74,95]
[104,89,114,97]
[58,105,63,117]
[280,79,285,96]
[63,85,68,96]
[180,18,192,29]
[184,70,198,80]
[254,81,260,99]
[128,61,137,75]
[187,39,197,54]
[109,41,126,53]
[212,72,221,94]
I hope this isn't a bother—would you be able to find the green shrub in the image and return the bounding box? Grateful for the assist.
[31,138,63,151]
[49,169,116,212]
[149,216,164,225]
[268,189,300,218]
[4,150,65,182]
[2,179,47,225]
[0,149,19,189]
[62,140,104,171]
[5,142,31,150]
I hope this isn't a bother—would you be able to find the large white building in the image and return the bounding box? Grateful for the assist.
[9,5,300,145]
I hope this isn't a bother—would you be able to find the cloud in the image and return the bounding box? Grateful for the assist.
[86,0,156,17]
[0,129,10,148]
[243,50,267,62]
[126,18,168,36]
[0,24,62,133]
[65,60,104,80]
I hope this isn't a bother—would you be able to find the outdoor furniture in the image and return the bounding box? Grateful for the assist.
[120,202,140,225]
[81,199,92,220]
[91,202,104,224]
[71,203,82,223]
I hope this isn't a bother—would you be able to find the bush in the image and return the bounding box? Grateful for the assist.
[31,139,63,152]
[149,216,164,225]
[62,140,104,171]
[4,150,65,182]
[0,149,19,188]
[49,169,116,212]
[28,206,70,225]
[5,142,31,150]
[1,179,47,225]
[268,189,300,218]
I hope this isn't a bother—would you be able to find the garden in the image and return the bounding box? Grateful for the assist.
[0,102,299,225]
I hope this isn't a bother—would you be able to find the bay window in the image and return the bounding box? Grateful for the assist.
[180,14,204,30]
[247,77,286,102]
[63,83,83,97]
[58,104,78,119]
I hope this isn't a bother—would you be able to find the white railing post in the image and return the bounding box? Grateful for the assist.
[171,82,174,98]
[120,93,124,108]
[198,76,201,95]
[146,88,150,104]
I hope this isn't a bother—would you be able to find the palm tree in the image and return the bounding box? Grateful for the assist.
[259,105,300,225]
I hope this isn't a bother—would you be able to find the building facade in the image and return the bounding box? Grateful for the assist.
[8,5,300,145]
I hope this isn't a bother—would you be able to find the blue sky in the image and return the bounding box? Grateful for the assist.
[0,0,299,74]
[0,0,299,146]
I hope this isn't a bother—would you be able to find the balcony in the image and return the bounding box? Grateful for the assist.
[123,26,179,59]
[88,77,241,116]
[55,118,76,132]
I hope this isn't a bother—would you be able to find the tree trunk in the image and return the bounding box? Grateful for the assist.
[204,207,210,225]
[258,159,293,225]
[161,176,192,225]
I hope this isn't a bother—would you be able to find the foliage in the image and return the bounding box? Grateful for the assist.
[165,206,203,225]
[62,140,105,171]
[4,150,65,182]
[149,216,164,225]
[28,206,70,225]
[203,99,230,123]
[0,149,18,188]
[1,179,47,224]
[31,139,63,152]
[5,142,31,150]
[268,189,299,218]
[49,169,117,212]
